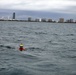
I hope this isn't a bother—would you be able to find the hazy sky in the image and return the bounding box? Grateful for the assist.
[0,0,76,20]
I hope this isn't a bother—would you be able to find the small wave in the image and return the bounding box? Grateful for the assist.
[28,47,40,50]
[27,47,44,51]
[5,46,12,49]
[0,44,15,49]
[37,63,56,68]
[66,55,76,58]
[0,68,6,71]
[21,52,37,58]
[71,39,76,43]
[52,33,58,36]
[19,51,40,61]
[61,55,76,59]
[0,68,29,75]
[30,61,57,72]
[48,40,52,43]
[35,32,47,35]
[0,44,4,47]
[48,40,64,45]
[66,34,74,36]
[68,49,76,52]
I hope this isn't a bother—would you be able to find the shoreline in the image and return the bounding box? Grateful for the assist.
[0,19,76,23]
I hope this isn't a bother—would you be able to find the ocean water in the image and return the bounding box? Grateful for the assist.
[0,21,76,75]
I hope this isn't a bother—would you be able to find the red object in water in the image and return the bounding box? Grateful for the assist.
[19,47,25,51]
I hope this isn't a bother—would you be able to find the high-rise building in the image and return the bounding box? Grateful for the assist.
[13,12,15,20]
[28,17,32,21]
[69,19,73,23]
[58,18,64,23]
[35,18,40,22]
[48,19,52,22]
[41,18,46,22]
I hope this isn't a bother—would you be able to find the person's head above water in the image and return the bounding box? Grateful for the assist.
[20,43,24,47]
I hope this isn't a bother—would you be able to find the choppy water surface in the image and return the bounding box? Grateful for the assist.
[0,21,76,75]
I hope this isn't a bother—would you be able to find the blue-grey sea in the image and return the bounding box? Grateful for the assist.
[0,21,76,75]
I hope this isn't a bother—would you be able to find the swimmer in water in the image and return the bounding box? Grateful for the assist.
[19,43,26,51]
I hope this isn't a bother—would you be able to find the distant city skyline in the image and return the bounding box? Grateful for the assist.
[0,0,76,20]
[0,12,76,23]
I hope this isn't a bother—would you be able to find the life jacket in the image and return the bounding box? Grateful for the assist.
[19,47,25,51]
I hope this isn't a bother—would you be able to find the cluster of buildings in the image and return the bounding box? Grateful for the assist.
[58,18,74,23]
[0,12,76,23]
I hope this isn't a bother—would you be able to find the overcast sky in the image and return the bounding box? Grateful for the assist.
[0,0,76,20]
